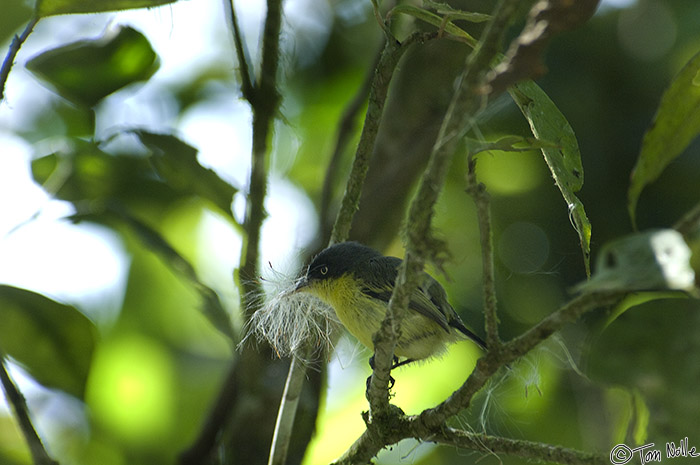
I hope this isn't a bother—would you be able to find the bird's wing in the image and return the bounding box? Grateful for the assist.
[360,256,452,333]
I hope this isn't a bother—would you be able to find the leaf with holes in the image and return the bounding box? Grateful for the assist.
[509,80,591,275]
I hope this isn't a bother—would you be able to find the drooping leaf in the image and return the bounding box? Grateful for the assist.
[509,80,591,275]
[36,0,176,18]
[0,285,97,398]
[628,49,700,228]
[26,25,158,107]
[131,130,236,219]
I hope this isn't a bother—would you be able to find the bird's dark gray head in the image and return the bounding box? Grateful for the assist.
[303,242,381,282]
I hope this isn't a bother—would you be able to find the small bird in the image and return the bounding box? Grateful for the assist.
[295,242,486,369]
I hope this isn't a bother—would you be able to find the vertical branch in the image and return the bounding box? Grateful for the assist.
[267,31,419,465]
[238,0,283,317]
[0,354,58,465]
[320,43,383,241]
[330,33,423,244]
[0,17,39,103]
[466,156,500,349]
[367,0,521,415]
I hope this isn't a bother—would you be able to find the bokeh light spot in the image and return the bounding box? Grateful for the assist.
[86,334,175,447]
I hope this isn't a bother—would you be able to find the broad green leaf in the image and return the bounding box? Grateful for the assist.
[31,139,179,207]
[26,25,158,107]
[132,130,236,219]
[0,285,97,398]
[389,5,478,47]
[628,49,700,228]
[509,80,591,275]
[36,0,176,17]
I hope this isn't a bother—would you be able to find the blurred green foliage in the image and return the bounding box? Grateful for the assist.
[1,1,700,465]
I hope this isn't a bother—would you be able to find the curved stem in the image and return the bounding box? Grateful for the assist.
[0,16,39,103]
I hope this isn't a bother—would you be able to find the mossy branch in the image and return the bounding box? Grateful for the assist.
[366,0,520,417]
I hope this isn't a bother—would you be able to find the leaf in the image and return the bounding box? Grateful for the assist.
[587,299,700,440]
[509,80,591,275]
[36,0,176,17]
[573,229,695,294]
[26,25,158,107]
[628,49,700,228]
[389,5,478,46]
[31,139,179,207]
[0,285,97,398]
[132,130,236,218]
[464,135,558,155]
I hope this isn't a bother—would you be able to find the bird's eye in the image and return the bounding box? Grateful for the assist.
[320,266,328,275]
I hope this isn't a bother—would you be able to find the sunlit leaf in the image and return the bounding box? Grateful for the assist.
[36,0,176,17]
[628,49,700,228]
[26,25,158,107]
[0,285,97,398]
[509,80,591,275]
[132,130,236,218]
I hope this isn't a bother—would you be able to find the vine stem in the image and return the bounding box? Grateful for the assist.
[0,353,58,465]
[0,16,39,104]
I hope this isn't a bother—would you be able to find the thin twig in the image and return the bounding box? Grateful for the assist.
[367,0,520,418]
[330,33,423,245]
[238,0,283,318]
[466,156,500,349]
[0,17,39,104]
[0,353,58,465]
[225,0,255,99]
[320,42,383,240]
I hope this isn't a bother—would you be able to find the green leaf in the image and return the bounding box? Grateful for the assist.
[31,139,179,207]
[36,0,176,17]
[132,130,236,218]
[628,49,700,228]
[465,135,558,155]
[0,285,97,398]
[26,25,158,107]
[509,80,591,275]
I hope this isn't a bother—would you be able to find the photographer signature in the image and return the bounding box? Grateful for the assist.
[610,438,699,464]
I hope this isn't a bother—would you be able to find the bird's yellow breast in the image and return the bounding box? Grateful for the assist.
[306,274,455,361]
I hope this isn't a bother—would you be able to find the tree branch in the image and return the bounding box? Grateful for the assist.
[432,427,607,465]
[320,42,383,241]
[366,0,520,419]
[0,353,58,465]
[0,17,39,104]
[330,32,424,245]
[224,0,255,99]
[466,156,500,349]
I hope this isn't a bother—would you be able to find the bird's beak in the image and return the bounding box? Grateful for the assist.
[293,275,309,293]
